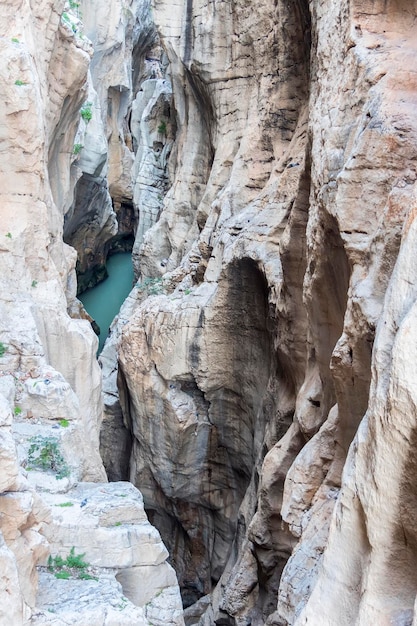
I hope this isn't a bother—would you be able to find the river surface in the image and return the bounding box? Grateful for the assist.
[79,252,134,353]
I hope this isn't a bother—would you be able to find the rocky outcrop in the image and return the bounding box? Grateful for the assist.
[0,0,184,623]
[35,482,184,626]
[63,0,174,292]
[106,0,417,624]
[2,0,417,623]
[117,0,311,616]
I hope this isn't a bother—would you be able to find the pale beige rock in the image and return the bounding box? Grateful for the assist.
[131,75,174,275]
[65,0,158,289]
[0,533,25,626]
[32,571,149,626]
[36,482,184,625]
[296,182,417,626]
[115,0,417,623]
[0,0,184,623]
[1,0,417,624]
[40,482,168,568]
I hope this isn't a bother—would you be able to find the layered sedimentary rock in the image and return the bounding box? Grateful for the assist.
[104,0,417,624]
[63,0,175,291]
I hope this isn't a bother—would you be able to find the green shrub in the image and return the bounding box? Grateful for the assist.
[55,502,74,507]
[14,406,22,416]
[157,120,167,135]
[0,343,7,358]
[11,38,19,43]
[48,548,96,581]
[59,418,69,427]
[80,102,92,123]
[73,143,83,155]
[66,547,88,569]
[14,79,27,86]
[79,572,98,581]
[48,554,64,570]
[27,435,69,479]
[5,232,12,239]
[138,276,165,296]
[31,280,38,287]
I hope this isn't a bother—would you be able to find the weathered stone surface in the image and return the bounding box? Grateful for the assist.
[112,0,417,624]
[296,182,417,625]
[1,0,417,624]
[64,0,162,290]
[0,0,184,623]
[0,533,25,625]
[32,571,149,626]
[40,482,168,568]
[131,73,174,276]
[34,481,184,624]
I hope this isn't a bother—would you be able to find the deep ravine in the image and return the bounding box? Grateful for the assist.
[0,0,417,625]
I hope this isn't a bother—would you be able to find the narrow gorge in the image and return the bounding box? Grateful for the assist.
[0,0,416,625]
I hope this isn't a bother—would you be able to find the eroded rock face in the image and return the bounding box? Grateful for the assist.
[61,0,138,292]
[0,0,184,623]
[113,0,417,624]
[118,0,311,614]
[63,0,175,292]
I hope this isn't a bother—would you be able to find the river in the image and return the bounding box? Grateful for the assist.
[78,252,134,353]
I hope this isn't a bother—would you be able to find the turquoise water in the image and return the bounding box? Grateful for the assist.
[79,252,134,353]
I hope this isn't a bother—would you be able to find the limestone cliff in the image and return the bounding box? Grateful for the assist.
[1,0,417,625]
[0,0,183,624]
[103,0,417,625]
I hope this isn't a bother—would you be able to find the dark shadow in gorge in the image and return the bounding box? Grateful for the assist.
[141,259,275,609]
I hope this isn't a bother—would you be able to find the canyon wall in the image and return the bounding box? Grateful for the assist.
[1,0,417,625]
[0,0,183,623]
[104,0,417,625]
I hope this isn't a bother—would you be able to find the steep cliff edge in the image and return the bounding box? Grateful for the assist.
[0,0,183,623]
[1,0,417,625]
[104,0,417,625]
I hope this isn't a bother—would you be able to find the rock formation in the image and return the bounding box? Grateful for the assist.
[0,0,183,623]
[1,0,417,624]
[107,0,417,624]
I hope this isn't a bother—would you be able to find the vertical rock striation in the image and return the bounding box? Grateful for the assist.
[109,0,417,624]
[1,0,417,624]
[0,0,184,623]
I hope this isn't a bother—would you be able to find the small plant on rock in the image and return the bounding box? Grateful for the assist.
[27,435,70,479]
[80,102,93,123]
[69,0,80,11]
[73,143,83,155]
[15,79,27,86]
[0,343,7,357]
[65,547,89,570]
[157,120,167,135]
[138,276,165,296]
[48,548,97,581]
